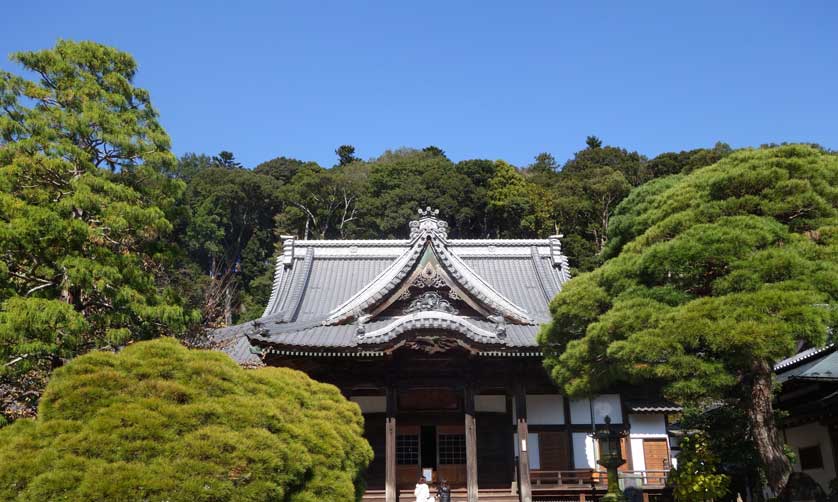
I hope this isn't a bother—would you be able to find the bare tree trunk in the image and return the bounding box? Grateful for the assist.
[748,359,790,496]
[223,284,232,326]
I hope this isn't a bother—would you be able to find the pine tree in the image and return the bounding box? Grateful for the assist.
[0,40,194,420]
[540,145,838,494]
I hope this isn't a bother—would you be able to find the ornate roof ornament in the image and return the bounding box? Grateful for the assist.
[410,206,449,241]
[280,235,296,267]
[354,311,371,337]
[404,291,458,315]
[321,208,535,326]
[488,314,507,338]
[412,262,448,289]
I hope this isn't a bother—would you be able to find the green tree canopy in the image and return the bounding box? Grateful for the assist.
[360,148,480,237]
[539,145,838,493]
[0,40,194,420]
[253,156,318,184]
[178,165,283,324]
[212,150,243,169]
[0,338,373,501]
[335,144,359,166]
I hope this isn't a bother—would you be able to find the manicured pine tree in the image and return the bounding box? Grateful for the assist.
[540,145,838,495]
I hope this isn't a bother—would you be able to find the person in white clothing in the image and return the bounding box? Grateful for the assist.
[414,477,435,502]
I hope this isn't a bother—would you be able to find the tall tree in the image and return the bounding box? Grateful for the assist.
[586,135,603,149]
[167,152,213,182]
[486,160,533,237]
[335,144,359,166]
[540,145,838,495]
[529,152,559,175]
[360,148,478,238]
[211,150,242,169]
[422,145,446,158]
[455,159,497,237]
[180,167,282,325]
[253,155,315,184]
[646,142,732,178]
[0,40,193,420]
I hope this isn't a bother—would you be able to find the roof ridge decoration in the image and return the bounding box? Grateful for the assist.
[322,208,535,327]
[262,235,297,318]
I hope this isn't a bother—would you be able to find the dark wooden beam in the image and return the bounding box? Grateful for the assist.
[515,383,533,502]
[564,394,575,470]
[465,385,479,501]
[385,385,396,502]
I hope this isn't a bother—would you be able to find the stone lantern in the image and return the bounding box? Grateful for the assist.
[593,415,629,502]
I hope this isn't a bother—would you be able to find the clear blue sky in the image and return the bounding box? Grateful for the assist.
[2,1,836,168]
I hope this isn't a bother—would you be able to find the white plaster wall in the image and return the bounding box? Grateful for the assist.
[527,394,565,425]
[572,432,597,469]
[513,432,541,469]
[630,438,647,472]
[593,394,623,423]
[570,394,623,424]
[475,395,506,413]
[628,414,669,474]
[570,398,592,424]
[628,414,667,437]
[785,423,836,491]
[350,396,386,413]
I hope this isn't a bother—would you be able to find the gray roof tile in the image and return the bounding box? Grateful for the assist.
[214,215,570,362]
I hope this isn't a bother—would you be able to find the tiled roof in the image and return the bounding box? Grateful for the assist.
[629,405,683,413]
[775,344,838,383]
[213,211,570,363]
[774,343,834,371]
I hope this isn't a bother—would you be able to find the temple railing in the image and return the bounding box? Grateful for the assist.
[530,469,670,490]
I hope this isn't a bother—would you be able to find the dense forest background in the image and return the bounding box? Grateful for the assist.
[177,139,734,326]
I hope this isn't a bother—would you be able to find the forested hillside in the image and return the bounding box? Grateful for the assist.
[172,138,734,331]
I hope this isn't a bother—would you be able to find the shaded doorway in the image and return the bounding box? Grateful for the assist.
[421,425,437,471]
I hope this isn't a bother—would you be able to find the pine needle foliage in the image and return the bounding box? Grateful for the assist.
[539,145,838,492]
[0,338,373,502]
[0,40,196,419]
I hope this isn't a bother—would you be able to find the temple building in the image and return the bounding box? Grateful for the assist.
[775,343,838,493]
[214,209,675,502]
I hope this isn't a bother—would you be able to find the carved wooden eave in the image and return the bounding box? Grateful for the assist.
[323,208,534,327]
[355,310,506,345]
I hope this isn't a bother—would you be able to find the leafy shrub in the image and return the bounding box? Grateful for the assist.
[0,338,373,501]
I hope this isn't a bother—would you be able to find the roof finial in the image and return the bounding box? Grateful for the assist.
[410,207,448,240]
[418,206,440,217]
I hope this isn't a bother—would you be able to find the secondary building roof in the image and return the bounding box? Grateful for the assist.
[213,208,570,362]
[775,344,838,383]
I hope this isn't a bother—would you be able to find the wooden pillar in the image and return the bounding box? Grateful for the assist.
[385,386,396,502]
[465,385,479,502]
[515,384,533,502]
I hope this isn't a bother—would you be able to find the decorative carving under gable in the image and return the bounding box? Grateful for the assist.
[412,262,448,289]
[404,291,458,315]
[409,207,449,240]
[403,335,463,354]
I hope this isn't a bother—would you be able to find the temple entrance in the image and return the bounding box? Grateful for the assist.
[395,423,468,489]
